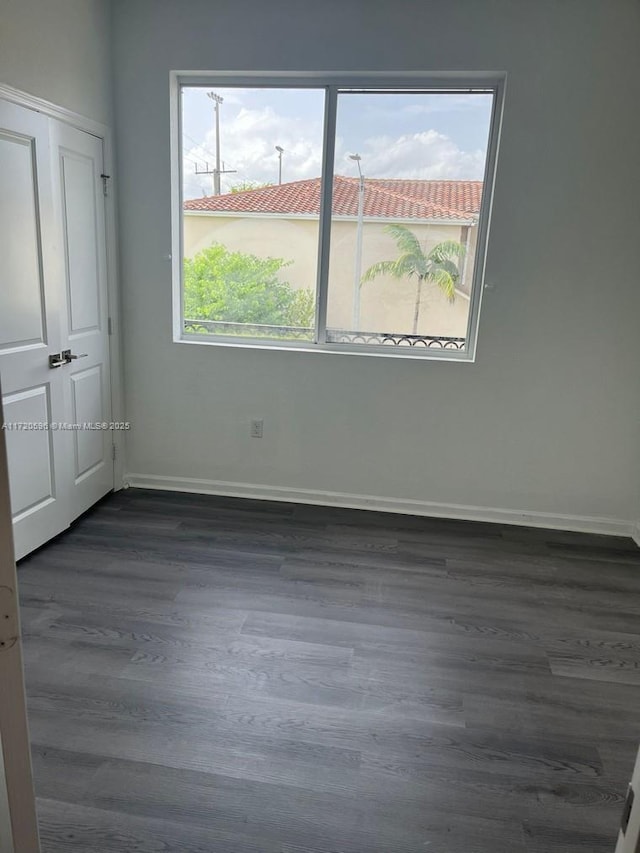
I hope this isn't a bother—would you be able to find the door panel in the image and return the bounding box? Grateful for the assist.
[0,132,46,348]
[52,121,113,520]
[0,101,71,560]
[3,387,55,518]
[60,150,101,334]
[70,365,105,480]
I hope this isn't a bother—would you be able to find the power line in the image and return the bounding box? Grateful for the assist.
[183,132,257,193]
[183,132,218,164]
[184,129,237,194]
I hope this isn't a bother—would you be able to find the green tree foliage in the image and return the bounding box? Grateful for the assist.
[183,243,314,328]
[229,181,274,193]
[362,224,465,334]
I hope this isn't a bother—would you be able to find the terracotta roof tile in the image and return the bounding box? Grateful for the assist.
[184,176,482,221]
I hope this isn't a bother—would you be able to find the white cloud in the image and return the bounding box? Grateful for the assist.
[183,105,324,198]
[360,130,486,180]
[183,108,485,199]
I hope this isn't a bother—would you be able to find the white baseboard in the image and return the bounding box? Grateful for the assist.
[124,472,636,539]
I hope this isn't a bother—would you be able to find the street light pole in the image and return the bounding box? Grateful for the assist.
[349,154,365,330]
[207,92,224,195]
[275,145,284,185]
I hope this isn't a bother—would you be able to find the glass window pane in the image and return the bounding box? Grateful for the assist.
[326,90,494,351]
[181,87,325,342]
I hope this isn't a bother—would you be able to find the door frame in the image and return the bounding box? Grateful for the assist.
[0,83,125,488]
[0,389,40,853]
[616,746,640,852]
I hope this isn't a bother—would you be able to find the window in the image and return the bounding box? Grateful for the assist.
[172,74,503,359]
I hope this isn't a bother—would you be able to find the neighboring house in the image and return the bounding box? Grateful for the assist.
[183,176,482,338]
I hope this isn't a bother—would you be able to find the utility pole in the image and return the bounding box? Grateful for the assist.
[209,92,223,194]
[194,92,236,195]
[349,154,365,330]
[275,145,284,185]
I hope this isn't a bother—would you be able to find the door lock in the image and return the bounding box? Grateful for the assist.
[62,350,88,363]
[49,353,66,368]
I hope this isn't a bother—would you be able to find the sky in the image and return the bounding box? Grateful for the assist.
[181,87,493,200]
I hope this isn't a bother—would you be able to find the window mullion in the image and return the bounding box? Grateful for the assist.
[314,85,337,345]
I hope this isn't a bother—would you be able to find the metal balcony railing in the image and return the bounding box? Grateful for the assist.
[184,319,314,340]
[184,319,466,350]
[325,329,466,349]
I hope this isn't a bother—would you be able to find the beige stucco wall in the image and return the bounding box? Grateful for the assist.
[184,213,474,337]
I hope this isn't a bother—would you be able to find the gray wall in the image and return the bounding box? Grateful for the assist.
[0,0,112,124]
[112,0,640,529]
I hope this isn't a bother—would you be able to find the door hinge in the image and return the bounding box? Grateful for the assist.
[108,316,113,336]
[112,444,117,461]
[100,173,111,197]
[0,586,18,652]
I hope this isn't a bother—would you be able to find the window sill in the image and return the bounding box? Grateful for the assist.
[174,332,476,362]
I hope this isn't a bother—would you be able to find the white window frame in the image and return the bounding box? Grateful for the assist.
[170,71,505,361]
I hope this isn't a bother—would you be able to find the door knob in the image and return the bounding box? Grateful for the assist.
[48,353,66,368]
[62,350,88,363]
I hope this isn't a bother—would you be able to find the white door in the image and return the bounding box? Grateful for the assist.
[0,100,113,560]
[0,100,72,560]
[50,121,113,522]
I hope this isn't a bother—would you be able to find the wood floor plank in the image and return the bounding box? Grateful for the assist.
[17,488,640,852]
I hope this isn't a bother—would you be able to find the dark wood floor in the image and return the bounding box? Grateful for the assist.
[16,488,640,852]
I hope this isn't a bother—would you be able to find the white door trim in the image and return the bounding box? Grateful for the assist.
[616,747,640,853]
[0,731,15,853]
[0,83,109,138]
[0,83,125,488]
[0,391,40,852]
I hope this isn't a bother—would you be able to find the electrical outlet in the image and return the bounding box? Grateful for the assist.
[250,418,264,438]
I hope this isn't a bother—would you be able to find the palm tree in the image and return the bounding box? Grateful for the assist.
[361,224,465,334]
